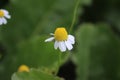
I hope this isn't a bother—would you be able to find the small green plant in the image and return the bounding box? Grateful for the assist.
[0,0,120,80]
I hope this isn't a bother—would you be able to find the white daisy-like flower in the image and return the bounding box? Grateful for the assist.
[45,27,75,52]
[0,9,11,25]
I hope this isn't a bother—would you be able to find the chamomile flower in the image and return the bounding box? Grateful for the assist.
[0,9,11,25]
[45,27,75,52]
[18,65,30,72]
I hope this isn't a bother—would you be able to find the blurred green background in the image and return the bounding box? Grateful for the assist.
[0,0,120,80]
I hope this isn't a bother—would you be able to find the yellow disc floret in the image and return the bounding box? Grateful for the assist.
[0,10,4,17]
[54,28,68,41]
[18,65,30,72]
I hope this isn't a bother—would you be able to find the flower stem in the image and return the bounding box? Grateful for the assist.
[55,52,62,75]
[69,0,80,33]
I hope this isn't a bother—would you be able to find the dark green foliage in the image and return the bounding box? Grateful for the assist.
[76,23,120,80]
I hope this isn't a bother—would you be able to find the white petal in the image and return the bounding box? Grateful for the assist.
[50,33,54,35]
[2,9,9,15]
[58,41,66,52]
[45,37,54,42]
[1,18,7,24]
[68,35,75,44]
[65,40,73,50]
[0,18,3,25]
[5,14,11,19]
[54,41,59,49]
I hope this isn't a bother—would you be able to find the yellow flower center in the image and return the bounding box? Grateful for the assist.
[0,10,4,17]
[18,65,30,72]
[54,28,68,41]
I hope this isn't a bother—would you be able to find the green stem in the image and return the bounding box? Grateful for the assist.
[69,0,80,33]
[55,52,62,75]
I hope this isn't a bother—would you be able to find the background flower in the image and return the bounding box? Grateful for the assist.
[0,9,11,25]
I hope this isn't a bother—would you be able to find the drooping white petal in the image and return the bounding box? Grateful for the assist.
[58,41,66,52]
[54,41,59,49]
[1,18,7,24]
[0,18,3,25]
[5,14,11,19]
[45,37,54,42]
[65,40,73,50]
[68,35,75,44]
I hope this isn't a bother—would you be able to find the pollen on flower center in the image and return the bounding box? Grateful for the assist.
[54,28,68,41]
[0,10,4,17]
